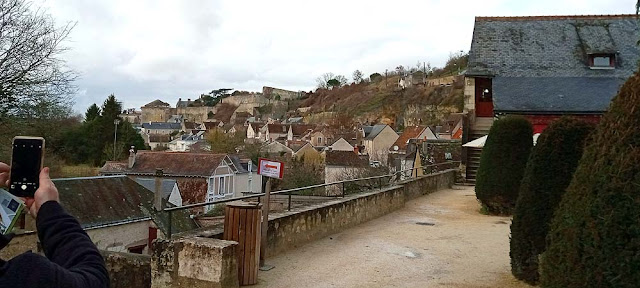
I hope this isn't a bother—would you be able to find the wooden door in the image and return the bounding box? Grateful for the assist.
[475,78,494,117]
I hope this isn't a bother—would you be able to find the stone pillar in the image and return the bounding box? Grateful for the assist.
[151,237,239,288]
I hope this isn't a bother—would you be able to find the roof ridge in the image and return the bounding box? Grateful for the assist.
[53,175,127,181]
[476,14,638,21]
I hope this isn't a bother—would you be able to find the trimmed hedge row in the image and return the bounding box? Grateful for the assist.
[541,73,640,287]
[475,116,532,215]
[510,117,593,285]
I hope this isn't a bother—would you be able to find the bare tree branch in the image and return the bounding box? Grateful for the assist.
[0,0,76,119]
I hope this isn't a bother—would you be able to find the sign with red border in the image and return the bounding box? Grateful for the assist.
[257,158,284,179]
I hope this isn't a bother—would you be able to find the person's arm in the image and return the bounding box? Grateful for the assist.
[30,167,109,288]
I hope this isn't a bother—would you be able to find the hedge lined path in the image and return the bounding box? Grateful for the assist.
[255,186,532,288]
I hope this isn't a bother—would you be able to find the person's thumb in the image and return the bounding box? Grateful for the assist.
[39,167,51,184]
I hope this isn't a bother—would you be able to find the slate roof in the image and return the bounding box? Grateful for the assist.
[53,176,196,234]
[176,99,196,108]
[493,77,626,113]
[143,100,170,108]
[325,151,369,167]
[134,178,177,200]
[142,122,182,130]
[467,15,640,113]
[364,125,389,140]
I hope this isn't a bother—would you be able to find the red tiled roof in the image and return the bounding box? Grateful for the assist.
[129,151,227,177]
[476,14,637,22]
[391,126,427,152]
[325,151,369,167]
[100,161,128,174]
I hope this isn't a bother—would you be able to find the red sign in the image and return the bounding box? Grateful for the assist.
[257,158,284,179]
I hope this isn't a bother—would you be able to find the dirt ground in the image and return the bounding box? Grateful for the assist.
[254,186,533,288]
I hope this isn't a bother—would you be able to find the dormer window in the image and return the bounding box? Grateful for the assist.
[589,54,615,69]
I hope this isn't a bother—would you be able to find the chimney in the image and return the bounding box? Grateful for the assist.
[435,125,442,135]
[154,169,164,211]
[354,146,359,154]
[128,146,136,168]
[187,98,191,102]
[178,98,182,102]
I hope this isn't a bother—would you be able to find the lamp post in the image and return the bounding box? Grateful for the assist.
[113,119,120,160]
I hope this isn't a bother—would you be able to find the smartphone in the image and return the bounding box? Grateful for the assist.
[8,136,45,197]
[0,188,25,234]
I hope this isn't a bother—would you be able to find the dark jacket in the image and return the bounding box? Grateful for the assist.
[0,201,109,287]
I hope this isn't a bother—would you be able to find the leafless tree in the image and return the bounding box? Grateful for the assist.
[352,70,363,84]
[315,72,336,89]
[0,0,77,119]
[335,75,348,86]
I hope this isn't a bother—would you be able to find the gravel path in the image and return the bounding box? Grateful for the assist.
[254,186,533,288]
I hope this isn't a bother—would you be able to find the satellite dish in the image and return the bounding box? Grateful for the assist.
[393,145,399,151]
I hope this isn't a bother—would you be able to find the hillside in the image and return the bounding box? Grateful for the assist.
[298,75,464,128]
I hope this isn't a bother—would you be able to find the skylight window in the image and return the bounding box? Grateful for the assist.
[589,54,615,69]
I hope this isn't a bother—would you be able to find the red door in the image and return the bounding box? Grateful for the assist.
[475,78,494,117]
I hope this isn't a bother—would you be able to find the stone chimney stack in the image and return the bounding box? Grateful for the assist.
[154,169,164,211]
[128,146,136,168]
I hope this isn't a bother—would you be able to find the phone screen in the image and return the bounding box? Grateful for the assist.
[9,138,44,197]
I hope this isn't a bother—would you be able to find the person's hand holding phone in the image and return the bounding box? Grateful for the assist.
[22,167,59,218]
[0,162,58,218]
[0,162,9,187]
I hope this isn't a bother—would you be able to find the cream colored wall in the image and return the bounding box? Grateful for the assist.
[330,138,354,151]
[234,172,262,197]
[87,220,152,253]
[464,77,475,115]
[369,126,399,164]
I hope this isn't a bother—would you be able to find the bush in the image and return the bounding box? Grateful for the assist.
[510,117,593,285]
[475,116,532,215]
[541,73,640,287]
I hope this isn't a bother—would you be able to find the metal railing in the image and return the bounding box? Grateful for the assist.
[164,161,460,237]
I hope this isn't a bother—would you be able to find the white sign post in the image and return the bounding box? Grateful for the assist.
[257,158,284,270]
[257,158,284,180]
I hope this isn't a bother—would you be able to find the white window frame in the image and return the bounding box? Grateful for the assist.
[208,173,234,199]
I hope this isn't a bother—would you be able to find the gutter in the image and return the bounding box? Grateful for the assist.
[494,110,605,115]
[83,216,152,231]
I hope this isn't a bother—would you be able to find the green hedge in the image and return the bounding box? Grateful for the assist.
[475,116,532,215]
[541,73,640,287]
[510,117,593,285]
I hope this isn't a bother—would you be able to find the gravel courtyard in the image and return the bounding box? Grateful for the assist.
[255,185,532,288]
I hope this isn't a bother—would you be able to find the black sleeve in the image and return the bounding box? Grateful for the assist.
[36,201,109,288]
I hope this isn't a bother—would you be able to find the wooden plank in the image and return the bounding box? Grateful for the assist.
[237,208,247,284]
[232,207,239,241]
[246,209,256,285]
[254,209,261,280]
[223,206,230,240]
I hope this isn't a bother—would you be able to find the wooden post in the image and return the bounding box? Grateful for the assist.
[259,178,272,269]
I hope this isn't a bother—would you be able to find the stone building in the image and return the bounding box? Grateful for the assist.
[141,100,173,123]
[262,86,303,100]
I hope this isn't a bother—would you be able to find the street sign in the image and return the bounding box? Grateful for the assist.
[257,158,284,179]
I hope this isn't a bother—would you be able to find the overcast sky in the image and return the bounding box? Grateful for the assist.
[36,0,633,113]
